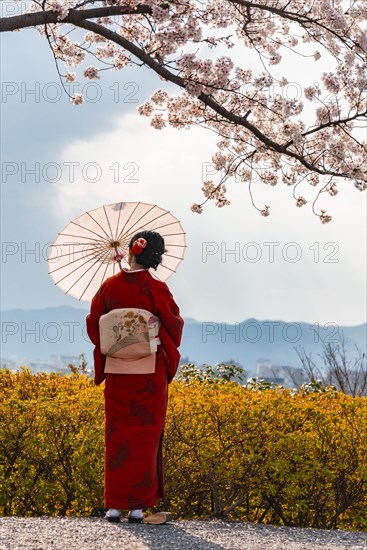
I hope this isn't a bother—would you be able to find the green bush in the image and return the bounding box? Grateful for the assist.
[0,367,366,530]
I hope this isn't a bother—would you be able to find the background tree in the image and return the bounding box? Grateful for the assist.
[295,336,367,396]
[2,0,366,221]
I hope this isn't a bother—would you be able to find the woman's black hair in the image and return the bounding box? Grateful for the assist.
[129,230,166,270]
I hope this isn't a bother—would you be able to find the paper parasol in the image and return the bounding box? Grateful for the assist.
[48,201,186,301]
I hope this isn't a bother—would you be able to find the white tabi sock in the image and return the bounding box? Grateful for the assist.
[129,509,143,519]
[106,508,121,518]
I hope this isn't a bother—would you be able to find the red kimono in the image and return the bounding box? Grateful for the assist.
[86,268,184,510]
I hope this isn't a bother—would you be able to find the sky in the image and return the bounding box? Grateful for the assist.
[1,11,366,329]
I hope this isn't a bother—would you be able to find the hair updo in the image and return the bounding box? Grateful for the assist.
[129,230,166,270]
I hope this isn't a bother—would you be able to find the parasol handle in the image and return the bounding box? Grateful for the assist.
[113,246,123,271]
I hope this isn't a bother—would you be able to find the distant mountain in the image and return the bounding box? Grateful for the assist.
[1,307,366,375]
[182,316,366,374]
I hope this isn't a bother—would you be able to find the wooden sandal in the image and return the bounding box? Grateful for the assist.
[143,512,173,525]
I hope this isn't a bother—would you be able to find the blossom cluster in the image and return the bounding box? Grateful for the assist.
[49,0,69,21]
[201,180,230,208]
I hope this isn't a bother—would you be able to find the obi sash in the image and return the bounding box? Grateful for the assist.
[99,308,161,374]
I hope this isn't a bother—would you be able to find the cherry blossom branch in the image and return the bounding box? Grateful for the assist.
[75,18,358,182]
[229,0,364,56]
[43,19,74,99]
[1,1,365,222]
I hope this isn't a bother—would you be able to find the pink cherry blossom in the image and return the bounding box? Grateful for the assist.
[83,66,100,80]
[70,93,84,105]
[296,196,307,207]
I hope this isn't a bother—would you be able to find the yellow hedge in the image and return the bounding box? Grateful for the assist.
[1,368,366,530]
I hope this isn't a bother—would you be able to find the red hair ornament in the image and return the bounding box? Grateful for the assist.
[131,237,147,255]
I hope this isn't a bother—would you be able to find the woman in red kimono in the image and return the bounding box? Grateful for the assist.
[86,230,184,524]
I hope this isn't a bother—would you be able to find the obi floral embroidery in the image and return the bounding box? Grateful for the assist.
[99,308,161,358]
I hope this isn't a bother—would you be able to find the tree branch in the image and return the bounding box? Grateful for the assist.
[0,5,153,33]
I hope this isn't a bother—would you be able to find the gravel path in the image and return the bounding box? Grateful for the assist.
[0,517,366,550]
